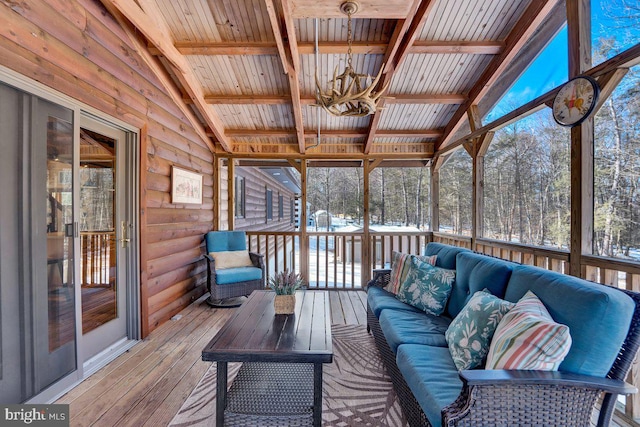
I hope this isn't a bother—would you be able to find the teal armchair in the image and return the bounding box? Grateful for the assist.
[203,231,265,307]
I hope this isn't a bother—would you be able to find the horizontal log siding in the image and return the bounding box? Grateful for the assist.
[234,167,296,232]
[0,0,214,336]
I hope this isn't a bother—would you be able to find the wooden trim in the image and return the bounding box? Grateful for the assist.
[436,0,557,150]
[104,0,232,152]
[139,124,150,338]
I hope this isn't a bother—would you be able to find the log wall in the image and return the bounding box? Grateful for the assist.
[0,0,213,336]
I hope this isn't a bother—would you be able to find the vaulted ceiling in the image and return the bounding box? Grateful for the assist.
[101,0,566,159]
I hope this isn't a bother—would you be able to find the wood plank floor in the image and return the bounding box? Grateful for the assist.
[57,290,637,427]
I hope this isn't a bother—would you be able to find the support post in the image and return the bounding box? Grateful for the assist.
[299,160,309,282]
[567,0,593,277]
[213,155,219,230]
[227,159,235,230]
[431,166,440,233]
[362,160,371,287]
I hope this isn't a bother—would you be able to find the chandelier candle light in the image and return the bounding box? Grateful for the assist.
[315,1,388,117]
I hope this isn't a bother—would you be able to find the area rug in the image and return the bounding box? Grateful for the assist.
[169,324,407,426]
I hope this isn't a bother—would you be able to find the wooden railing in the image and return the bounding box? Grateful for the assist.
[246,230,432,289]
[80,231,115,287]
[432,231,472,249]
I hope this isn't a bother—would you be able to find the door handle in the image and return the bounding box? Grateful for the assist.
[120,221,130,248]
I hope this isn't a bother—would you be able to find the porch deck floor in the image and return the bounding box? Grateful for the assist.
[57,290,638,427]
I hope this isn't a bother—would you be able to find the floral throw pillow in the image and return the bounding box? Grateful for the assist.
[486,290,572,371]
[396,256,455,316]
[445,289,515,371]
[385,251,437,294]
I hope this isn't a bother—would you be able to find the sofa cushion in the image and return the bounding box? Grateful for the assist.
[445,289,515,370]
[211,250,253,269]
[397,257,455,316]
[215,266,262,285]
[505,264,635,377]
[367,286,423,317]
[424,242,470,270]
[396,344,463,427]
[446,252,514,318]
[379,309,451,352]
[386,251,437,294]
[486,290,571,371]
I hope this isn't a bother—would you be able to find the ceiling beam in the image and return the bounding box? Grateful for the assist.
[265,0,306,154]
[222,128,442,138]
[104,0,232,152]
[161,41,503,56]
[263,0,291,73]
[364,0,436,154]
[98,1,215,153]
[436,0,557,151]
[411,41,503,55]
[201,93,465,105]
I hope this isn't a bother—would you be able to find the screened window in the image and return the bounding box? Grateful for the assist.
[439,150,472,236]
[593,64,640,260]
[483,108,570,248]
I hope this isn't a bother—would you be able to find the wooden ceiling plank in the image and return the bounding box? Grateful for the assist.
[105,0,232,152]
[377,129,442,138]
[436,0,557,151]
[98,0,215,153]
[364,0,434,154]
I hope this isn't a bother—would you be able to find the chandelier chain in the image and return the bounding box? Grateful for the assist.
[347,9,353,68]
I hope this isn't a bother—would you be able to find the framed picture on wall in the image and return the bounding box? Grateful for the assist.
[171,166,203,204]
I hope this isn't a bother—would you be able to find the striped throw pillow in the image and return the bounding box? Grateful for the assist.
[385,252,437,294]
[485,290,571,371]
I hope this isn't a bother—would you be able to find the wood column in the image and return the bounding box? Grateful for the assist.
[139,124,149,338]
[299,160,309,282]
[431,159,442,233]
[567,0,593,277]
[213,155,219,231]
[362,160,371,286]
[227,158,235,230]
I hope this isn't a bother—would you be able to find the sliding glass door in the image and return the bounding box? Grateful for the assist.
[0,82,77,402]
[0,79,139,403]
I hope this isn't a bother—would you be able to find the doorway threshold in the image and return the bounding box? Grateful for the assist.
[83,338,139,378]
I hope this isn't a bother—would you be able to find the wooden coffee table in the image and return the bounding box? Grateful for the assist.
[202,290,333,426]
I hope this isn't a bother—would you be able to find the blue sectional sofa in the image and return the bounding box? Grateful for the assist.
[366,243,640,427]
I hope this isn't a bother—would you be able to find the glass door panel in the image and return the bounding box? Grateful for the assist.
[79,117,127,363]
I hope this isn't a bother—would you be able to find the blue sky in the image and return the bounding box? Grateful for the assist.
[486,0,639,121]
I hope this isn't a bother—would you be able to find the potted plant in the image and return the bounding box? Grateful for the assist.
[269,270,304,315]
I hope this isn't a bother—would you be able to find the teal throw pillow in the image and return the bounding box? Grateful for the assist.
[445,289,515,371]
[396,256,455,316]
